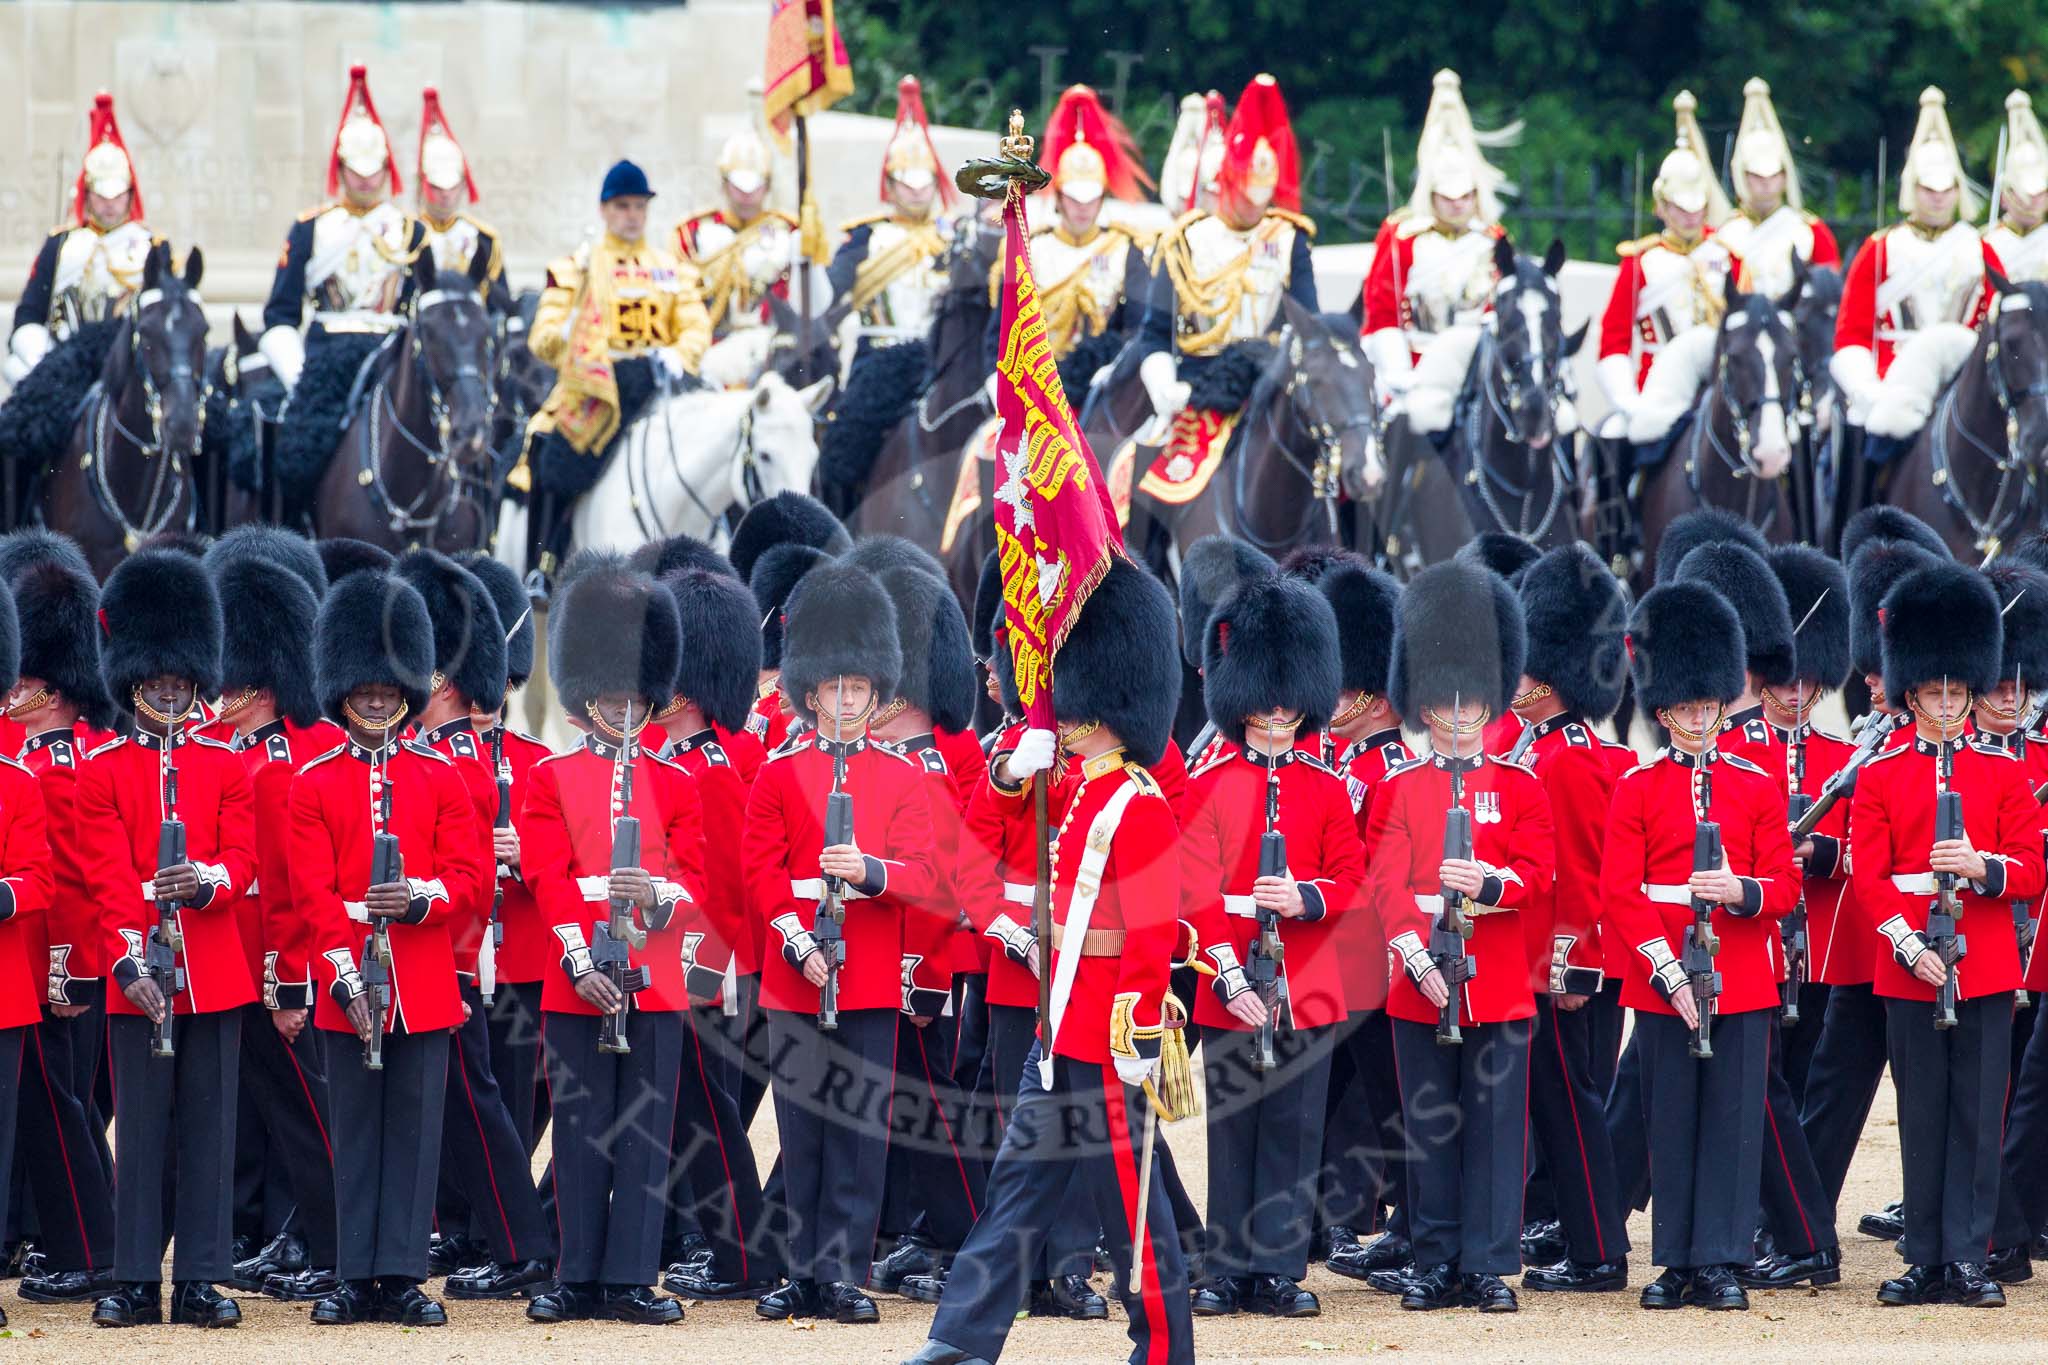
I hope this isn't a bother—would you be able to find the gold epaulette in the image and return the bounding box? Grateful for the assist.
[1107,219,1158,253]
[680,207,727,231]
[1266,207,1317,238]
[1124,761,1162,797]
[543,252,583,289]
[764,207,800,228]
[1615,232,1665,258]
[460,212,501,239]
[1153,208,1210,255]
[838,210,894,233]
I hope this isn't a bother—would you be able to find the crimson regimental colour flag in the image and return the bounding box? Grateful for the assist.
[990,191,1125,729]
[763,0,854,145]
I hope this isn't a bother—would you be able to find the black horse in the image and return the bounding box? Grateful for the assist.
[1887,270,2048,563]
[45,243,207,579]
[311,248,499,552]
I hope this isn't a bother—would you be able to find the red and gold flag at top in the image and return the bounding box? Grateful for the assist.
[763,0,854,146]
[990,190,1125,729]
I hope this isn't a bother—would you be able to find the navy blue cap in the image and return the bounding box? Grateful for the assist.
[600,159,655,202]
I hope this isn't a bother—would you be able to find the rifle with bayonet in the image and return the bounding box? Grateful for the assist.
[1430,749,1476,1046]
[1782,731,1811,1026]
[148,731,187,1060]
[593,709,648,1054]
[481,723,509,1007]
[1791,710,1906,843]
[816,730,852,1031]
[1248,755,1286,1071]
[1930,737,1966,1030]
[363,761,399,1071]
[1684,763,1723,1059]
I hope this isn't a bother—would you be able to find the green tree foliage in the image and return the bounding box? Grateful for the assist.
[835,0,2048,252]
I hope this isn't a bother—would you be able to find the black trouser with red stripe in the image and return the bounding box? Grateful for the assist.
[1392,1015,1531,1276]
[1316,1009,1409,1240]
[109,1010,240,1284]
[668,1002,777,1283]
[1995,997,2048,1248]
[483,979,545,1153]
[1797,981,1890,1203]
[1889,991,2010,1266]
[1759,1012,1837,1257]
[1779,982,1831,1110]
[0,1028,23,1265]
[1203,1021,1332,1281]
[235,1002,338,1267]
[546,1007,680,1287]
[1526,996,1629,1267]
[976,1002,1094,1278]
[440,979,554,1267]
[17,1016,113,1273]
[881,1011,984,1255]
[1636,1009,1766,1270]
[927,1045,1194,1365]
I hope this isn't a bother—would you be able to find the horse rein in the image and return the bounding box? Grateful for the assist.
[1232,327,1377,550]
[80,292,205,550]
[1457,320,1572,542]
[629,390,764,543]
[357,289,497,542]
[1928,302,2048,561]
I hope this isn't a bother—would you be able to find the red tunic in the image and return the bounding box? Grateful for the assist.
[289,739,483,1035]
[484,727,555,985]
[1519,716,1624,996]
[878,734,968,1016]
[748,684,793,752]
[956,722,1042,1010]
[1834,228,2000,376]
[21,729,94,1003]
[744,732,936,1015]
[233,720,338,1011]
[419,720,501,978]
[1601,749,1799,1017]
[0,758,52,1029]
[1335,728,1411,1012]
[1851,735,2044,1001]
[76,731,258,1016]
[1368,753,1555,1027]
[523,735,708,1016]
[1182,746,1364,1032]
[664,730,754,993]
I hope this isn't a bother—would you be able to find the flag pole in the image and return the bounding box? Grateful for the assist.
[797,112,813,334]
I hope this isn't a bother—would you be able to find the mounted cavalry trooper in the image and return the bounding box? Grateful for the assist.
[7,92,161,383]
[1359,70,1510,402]
[1595,92,1739,440]
[1832,87,1999,469]
[414,87,513,318]
[827,75,960,368]
[1128,75,1318,510]
[676,81,831,389]
[1715,79,1841,300]
[1983,91,2048,284]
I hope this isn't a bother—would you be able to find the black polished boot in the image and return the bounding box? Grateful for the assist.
[169,1281,242,1327]
[1398,1264,1462,1311]
[1736,1246,1840,1289]
[1523,1258,1629,1292]
[596,1284,683,1324]
[1030,1273,1107,1320]
[526,1281,599,1322]
[1244,1274,1320,1317]
[1876,1263,1945,1306]
[92,1281,164,1327]
[1639,1267,1689,1309]
[755,1278,819,1320]
[822,1280,880,1324]
[1683,1264,1748,1310]
[870,1236,944,1293]
[311,1280,380,1325]
[447,1258,553,1300]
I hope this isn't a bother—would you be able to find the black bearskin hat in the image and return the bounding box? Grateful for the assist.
[1277,545,1368,586]
[751,542,831,670]
[1850,539,1941,679]
[394,549,507,709]
[1982,563,2048,690]
[214,556,322,727]
[205,524,327,598]
[1203,574,1341,745]
[1052,557,1180,767]
[1519,543,1629,721]
[629,533,738,582]
[728,491,851,583]
[314,571,436,722]
[2011,531,2048,576]
[1316,560,1400,701]
[0,580,20,696]
[457,552,536,690]
[1627,582,1747,712]
[664,568,763,733]
[1652,506,1767,585]
[1675,540,1796,688]
[100,547,222,710]
[877,567,978,733]
[1881,562,2001,708]
[1389,560,1525,718]
[0,528,91,585]
[1455,532,1542,586]
[973,550,1022,716]
[781,559,901,721]
[1767,545,1852,692]
[550,553,683,716]
[1841,505,1952,567]
[316,537,396,587]
[11,559,115,730]
[844,534,947,583]
[1178,536,1276,668]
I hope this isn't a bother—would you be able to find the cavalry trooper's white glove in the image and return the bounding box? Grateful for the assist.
[1138,351,1190,421]
[1594,354,1641,419]
[258,325,306,389]
[1362,328,1415,398]
[1007,728,1058,782]
[1830,345,1880,427]
[652,348,690,388]
[6,323,52,382]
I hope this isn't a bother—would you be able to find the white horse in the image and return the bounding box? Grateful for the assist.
[495,370,830,573]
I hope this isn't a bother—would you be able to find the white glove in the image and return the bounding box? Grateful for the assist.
[697,335,759,390]
[258,325,306,389]
[8,323,51,375]
[653,349,689,386]
[981,369,999,407]
[1594,354,1640,417]
[1114,1053,1157,1089]
[1363,328,1415,396]
[1830,345,1879,427]
[1138,351,1190,420]
[1008,727,1057,781]
[0,354,27,386]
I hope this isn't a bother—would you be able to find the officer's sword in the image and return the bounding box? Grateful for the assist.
[1127,1079,1163,1296]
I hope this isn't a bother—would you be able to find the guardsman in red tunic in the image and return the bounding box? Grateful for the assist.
[390,550,556,1302]
[653,566,780,1302]
[199,532,343,1303]
[291,571,480,1327]
[3,547,118,1307]
[1302,557,1412,1281]
[522,556,701,1326]
[743,559,936,1326]
[1853,562,2042,1308]
[0,579,55,1330]
[728,492,851,751]
[1365,561,1554,1313]
[914,557,1195,1365]
[1670,540,1842,1291]
[1507,544,1634,1295]
[1602,581,1798,1312]
[76,550,257,1329]
[860,565,989,1301]
[1183,571,1362,1318]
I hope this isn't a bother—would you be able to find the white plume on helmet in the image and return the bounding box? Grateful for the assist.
[1900,86,1980,220]
[2003,89,2048,202]
[1656,90,1734,226]
[1730,77,1802,213]
[719,78,775,198]
[1408,69,1518,224]
[1159,93,1208,215]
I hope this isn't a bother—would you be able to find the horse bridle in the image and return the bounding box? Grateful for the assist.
[80,292,205,550]
[1233,328,1378,549]
[629,392,766,542]
[358,290,498,541]
[1458,314,1573,542]
[1929,301,2048,561]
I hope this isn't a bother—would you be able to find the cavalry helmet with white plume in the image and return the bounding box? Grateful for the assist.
[417,86,477,203]
[1900,86,1977,221]
[328,64,399,197]
[2004,89,2048,203]
[75,92,143,224]
[719,78,776,198]
[1655,91,1733,226]
[1160,93,1209,215]
[1409,69,1514,225]
[881,74,952,209]
[1731,77,1802,213]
